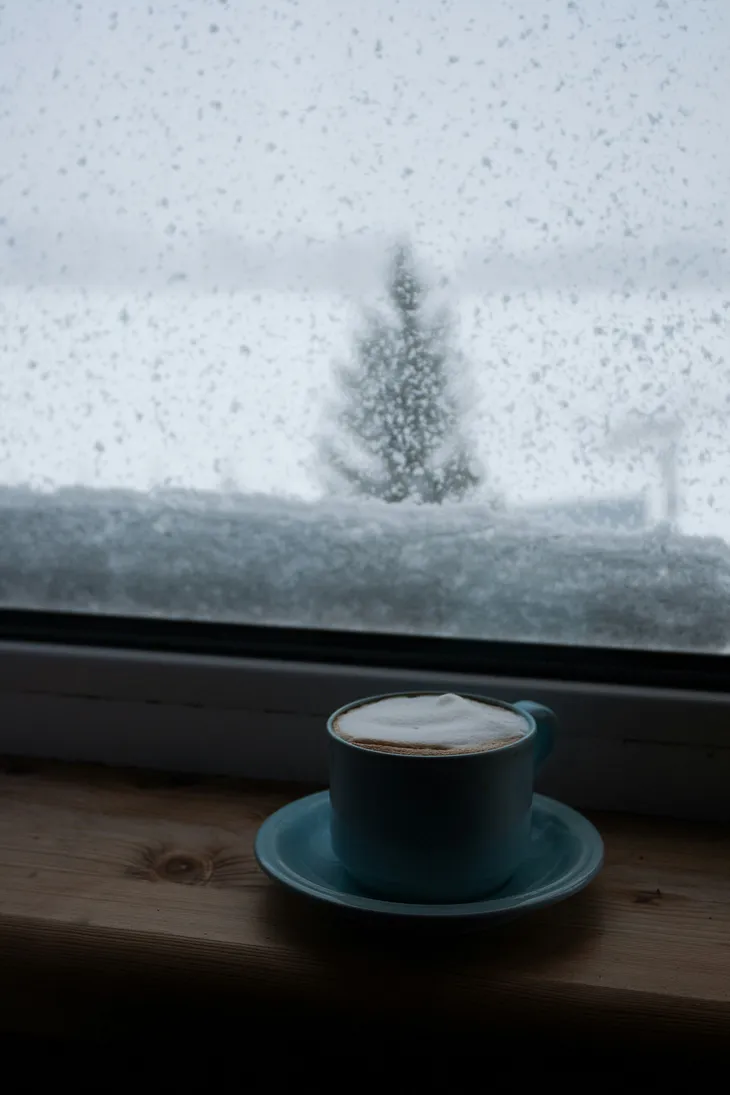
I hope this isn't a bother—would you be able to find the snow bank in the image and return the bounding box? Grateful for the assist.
[1,487,729,651]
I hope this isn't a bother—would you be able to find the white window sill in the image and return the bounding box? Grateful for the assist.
[0,640,728,820]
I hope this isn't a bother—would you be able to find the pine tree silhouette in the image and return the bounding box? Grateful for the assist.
[322,243,481,503]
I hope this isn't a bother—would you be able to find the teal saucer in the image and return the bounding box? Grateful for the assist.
[255,791,603,923]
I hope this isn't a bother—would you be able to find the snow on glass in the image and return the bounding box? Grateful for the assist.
[0,0,729,650]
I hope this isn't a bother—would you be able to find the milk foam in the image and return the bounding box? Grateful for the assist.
[334,693,528,752]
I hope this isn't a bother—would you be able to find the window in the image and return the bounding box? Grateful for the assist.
[2,0,729,651]
[1,2,729,819]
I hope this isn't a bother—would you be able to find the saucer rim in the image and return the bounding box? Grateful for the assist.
[254,791,604,919]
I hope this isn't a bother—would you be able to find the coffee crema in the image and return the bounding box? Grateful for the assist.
[332,693,528,756]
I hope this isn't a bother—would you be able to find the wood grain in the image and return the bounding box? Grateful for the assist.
[0,758,728,1050]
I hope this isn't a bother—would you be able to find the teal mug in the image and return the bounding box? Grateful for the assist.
[328,692,556,903]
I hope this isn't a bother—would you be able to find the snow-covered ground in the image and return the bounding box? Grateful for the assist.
[2,486,728,652]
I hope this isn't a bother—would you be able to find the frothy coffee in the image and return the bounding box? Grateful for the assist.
[333,693,528,756]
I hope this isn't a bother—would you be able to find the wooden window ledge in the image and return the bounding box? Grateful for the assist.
[0,759,728,1057]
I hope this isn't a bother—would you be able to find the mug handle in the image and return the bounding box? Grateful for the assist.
[514,701,556,771]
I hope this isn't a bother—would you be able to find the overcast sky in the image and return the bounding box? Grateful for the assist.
[1,0,729,534]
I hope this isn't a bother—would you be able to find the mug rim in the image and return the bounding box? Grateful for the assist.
[327,691,536,758]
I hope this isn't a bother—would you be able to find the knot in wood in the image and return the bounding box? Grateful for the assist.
[153,850,213,885]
